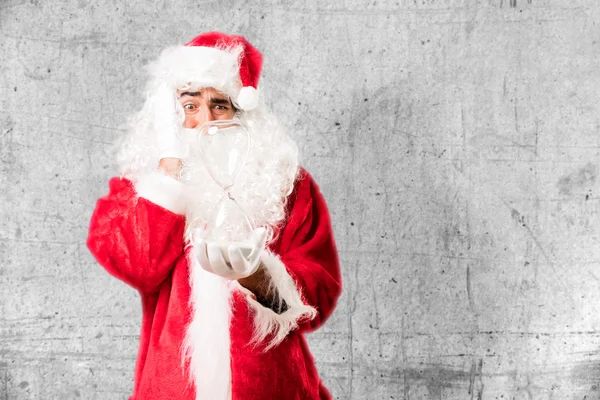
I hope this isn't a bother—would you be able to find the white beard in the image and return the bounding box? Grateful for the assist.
[179,119,298,245]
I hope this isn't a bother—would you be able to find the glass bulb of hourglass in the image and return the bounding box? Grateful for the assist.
[197,120,254,246]
[197,120,250,190]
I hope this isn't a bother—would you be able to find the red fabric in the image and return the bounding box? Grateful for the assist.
[87,168,341,399]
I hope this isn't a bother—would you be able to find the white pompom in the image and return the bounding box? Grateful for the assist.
[236,86,259,110]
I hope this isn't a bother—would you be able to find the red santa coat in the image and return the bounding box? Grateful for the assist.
[87,167,342,400]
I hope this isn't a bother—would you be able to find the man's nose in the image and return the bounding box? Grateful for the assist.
[198,104,215,123]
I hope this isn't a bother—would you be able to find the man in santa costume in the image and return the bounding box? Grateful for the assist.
[87,32,342,399]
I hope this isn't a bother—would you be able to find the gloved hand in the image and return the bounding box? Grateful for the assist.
[194,228,268,280]
[152,83,185,160]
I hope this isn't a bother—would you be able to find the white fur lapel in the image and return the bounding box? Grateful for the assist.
[181,248,233,400]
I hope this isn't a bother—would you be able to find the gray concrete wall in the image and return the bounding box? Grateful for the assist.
[1,0,599,399]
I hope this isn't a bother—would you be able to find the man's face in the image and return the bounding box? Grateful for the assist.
[177,87,236,129]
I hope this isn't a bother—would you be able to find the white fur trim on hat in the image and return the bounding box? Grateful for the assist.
[148,45,243,100]
[242,250,317,350]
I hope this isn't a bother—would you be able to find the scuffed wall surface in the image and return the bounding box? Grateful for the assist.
[1,0,599,398]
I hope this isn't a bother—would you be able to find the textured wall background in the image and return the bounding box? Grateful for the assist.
[1,0,600,399]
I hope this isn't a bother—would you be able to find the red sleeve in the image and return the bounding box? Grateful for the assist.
[272,168,342,333]
[86,177,186,294]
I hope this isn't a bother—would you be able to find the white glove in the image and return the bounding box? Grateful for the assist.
[152,83,185,160]
[194,228,268,280]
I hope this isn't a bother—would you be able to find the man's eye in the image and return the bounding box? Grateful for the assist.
[183,103,196,110]
[214,105,228,110]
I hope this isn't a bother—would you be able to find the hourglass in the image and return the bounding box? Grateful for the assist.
[196,120,254,249]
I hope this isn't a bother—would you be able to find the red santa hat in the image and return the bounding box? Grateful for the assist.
[149,32,263,111]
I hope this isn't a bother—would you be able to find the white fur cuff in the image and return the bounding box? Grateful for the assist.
[135,172,187,215]
[244,250,317,349]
